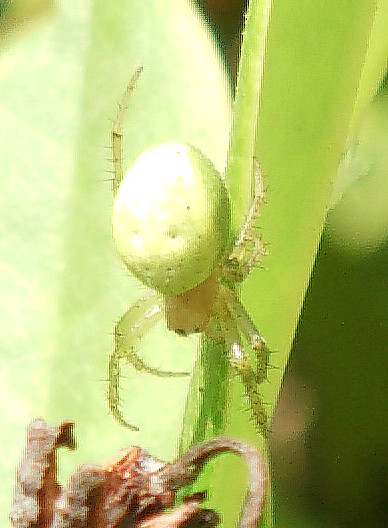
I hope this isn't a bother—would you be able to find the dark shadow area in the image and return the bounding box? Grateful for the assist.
[272,224,388,527]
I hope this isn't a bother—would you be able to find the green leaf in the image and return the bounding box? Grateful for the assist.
[250,0,385,431]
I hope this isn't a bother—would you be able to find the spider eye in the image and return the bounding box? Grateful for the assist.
[112,142,230,295]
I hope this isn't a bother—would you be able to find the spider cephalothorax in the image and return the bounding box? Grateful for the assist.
[108,69,270,435]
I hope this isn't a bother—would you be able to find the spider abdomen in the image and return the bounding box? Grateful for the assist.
[112,142,230,296]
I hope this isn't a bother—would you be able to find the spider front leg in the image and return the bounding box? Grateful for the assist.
[109,292,190,430]
[217,158,270,435]
[221,285,270,385]
[218,290,269,437]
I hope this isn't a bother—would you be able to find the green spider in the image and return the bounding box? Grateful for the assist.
[109,68,270,435]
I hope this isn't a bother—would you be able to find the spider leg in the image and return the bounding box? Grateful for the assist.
[111,66,143,195]
[109,292,190,429]
[221,285,270,385]
[219,295,268,436]
[224,158,266,282]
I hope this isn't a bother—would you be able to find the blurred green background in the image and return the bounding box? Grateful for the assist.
[1,1,387,527]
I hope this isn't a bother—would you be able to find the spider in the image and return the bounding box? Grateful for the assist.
[109,68,271,435]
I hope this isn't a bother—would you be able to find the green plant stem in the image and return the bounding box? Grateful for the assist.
[225,0,273,236]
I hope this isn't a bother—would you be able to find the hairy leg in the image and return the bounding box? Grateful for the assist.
[224,159,266,283]
[109,292,189,429]
[111,67,143,195]
[218,295,268,436]
[221,285,270,385]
